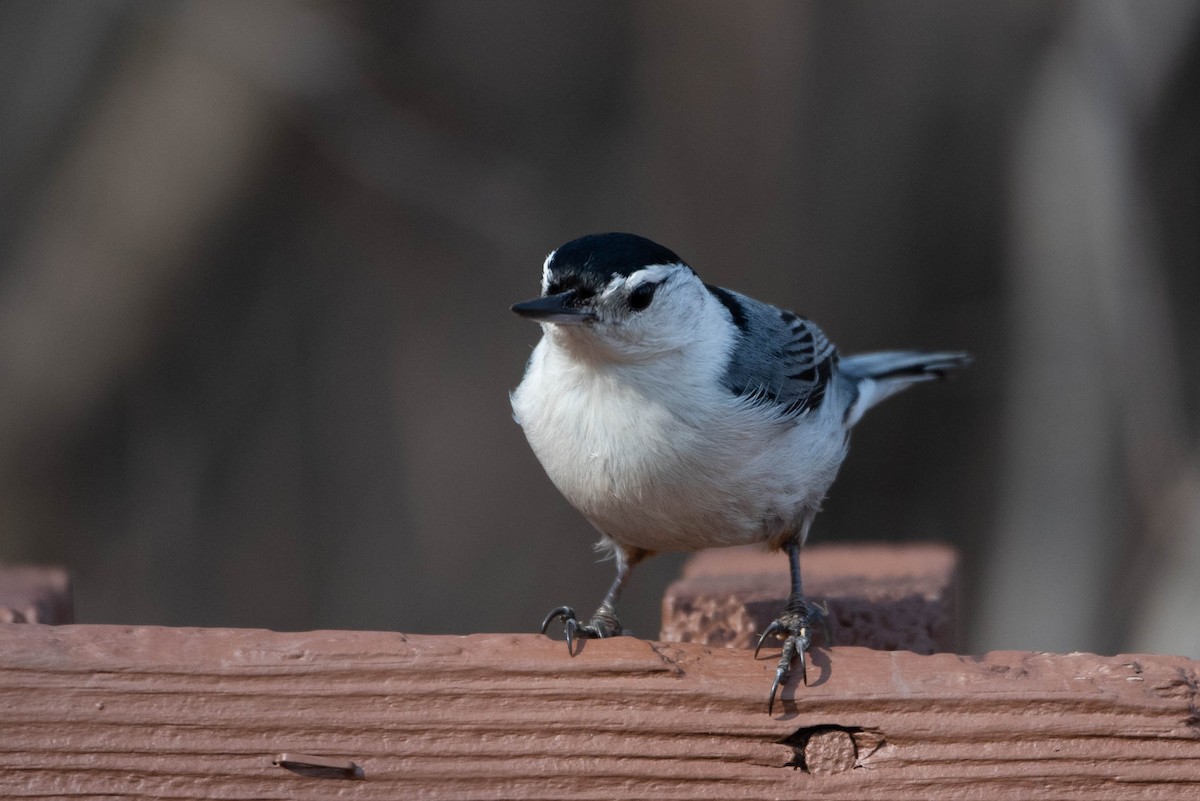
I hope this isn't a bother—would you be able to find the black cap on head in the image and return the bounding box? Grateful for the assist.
[545,233,687,296]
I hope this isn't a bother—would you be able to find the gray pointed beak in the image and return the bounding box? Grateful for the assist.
[511,291,597,324]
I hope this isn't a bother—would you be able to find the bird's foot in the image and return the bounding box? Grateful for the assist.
[754,599,831,714]
[540,605,623,654]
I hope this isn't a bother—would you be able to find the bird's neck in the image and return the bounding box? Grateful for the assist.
[542,315,734,411]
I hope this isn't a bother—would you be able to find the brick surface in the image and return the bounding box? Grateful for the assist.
[0,565,72,624]
[660,543,958,653]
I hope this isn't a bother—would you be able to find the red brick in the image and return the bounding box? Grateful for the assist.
[660,543,958,653]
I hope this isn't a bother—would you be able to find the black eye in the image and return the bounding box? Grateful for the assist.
[628,282,658,311]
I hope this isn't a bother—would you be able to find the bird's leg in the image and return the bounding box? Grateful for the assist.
[541,546,646,654]
[755,538,832,714]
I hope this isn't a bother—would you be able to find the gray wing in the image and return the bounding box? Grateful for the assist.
[706,285,839,417]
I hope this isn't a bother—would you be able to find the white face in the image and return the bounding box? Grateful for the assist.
[544,263,709,361]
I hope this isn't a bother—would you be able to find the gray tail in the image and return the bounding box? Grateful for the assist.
[840,350,971,425]
[840,350,972,381]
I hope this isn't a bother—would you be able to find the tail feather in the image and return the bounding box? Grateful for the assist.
[840,350,971,426]
[840,350,972,381]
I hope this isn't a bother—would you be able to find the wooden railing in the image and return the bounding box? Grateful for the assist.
[1,546,1197,800]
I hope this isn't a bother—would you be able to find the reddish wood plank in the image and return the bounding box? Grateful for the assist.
[661,543,959,652]
[0,624,1197,800]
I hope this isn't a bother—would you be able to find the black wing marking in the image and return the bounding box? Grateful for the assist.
[708,286,839,418]
[772,309,838,416]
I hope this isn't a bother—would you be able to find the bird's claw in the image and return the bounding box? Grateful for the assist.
[540,606,576,635]
[756,600,830,715]
[753,619,786,659]
[540,606,580,651]
[539,604,622,655]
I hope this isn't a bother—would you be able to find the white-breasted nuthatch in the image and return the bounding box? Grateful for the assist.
[511,232,970,713]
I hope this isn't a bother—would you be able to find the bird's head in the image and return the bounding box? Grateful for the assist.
[511,233,712,362]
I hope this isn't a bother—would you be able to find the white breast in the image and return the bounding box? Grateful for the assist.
[511,334,849,554]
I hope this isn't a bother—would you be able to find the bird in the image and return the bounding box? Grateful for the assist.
[510,232,970,713]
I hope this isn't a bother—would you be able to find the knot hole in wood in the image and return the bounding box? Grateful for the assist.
[781,725,885,776]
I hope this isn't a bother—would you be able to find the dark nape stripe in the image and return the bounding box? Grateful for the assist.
[705,284,749,333]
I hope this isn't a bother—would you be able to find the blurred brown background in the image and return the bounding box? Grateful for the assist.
[1,1,1197,657]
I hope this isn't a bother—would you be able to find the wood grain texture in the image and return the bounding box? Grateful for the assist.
[1,624,1198,799]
